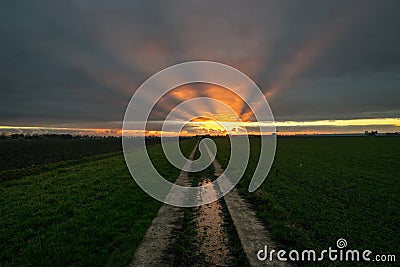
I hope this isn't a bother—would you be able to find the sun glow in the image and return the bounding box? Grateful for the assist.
[1,117,398,137]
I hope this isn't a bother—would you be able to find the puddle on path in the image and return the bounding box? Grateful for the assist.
[196,179,234,266]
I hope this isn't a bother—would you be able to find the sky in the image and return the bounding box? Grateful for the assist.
[0,0,399,136]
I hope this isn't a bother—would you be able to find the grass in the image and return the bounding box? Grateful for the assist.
[0,138,122,171]
[2,136,398,265]
[0,139,122,181]
[0,139,197,266]
[170,208,202,266]
[219,199,250,267]
[215,136,400,263]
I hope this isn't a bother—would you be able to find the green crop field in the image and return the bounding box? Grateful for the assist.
[215,136,400,259]
[1,136,398,266]
[0,138,122,182]
[0,139,197,266]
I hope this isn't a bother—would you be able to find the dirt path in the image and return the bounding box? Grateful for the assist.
[196,178,236,266]
[130,143,198,267]
[202,142,290,267]
[131,142,290,266]
[212,159,290,267]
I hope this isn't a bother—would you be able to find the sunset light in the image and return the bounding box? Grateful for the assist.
[2,117,398,137]
[1,1,399,266]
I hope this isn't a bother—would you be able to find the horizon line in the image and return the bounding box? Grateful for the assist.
[0,117,398,137]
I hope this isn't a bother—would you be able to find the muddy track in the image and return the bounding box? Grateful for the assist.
[194,176,240,266]
[212,160,290,267]
[130,143,198,267]
[131,142,291,266]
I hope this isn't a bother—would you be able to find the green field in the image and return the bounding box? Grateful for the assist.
[215,136,400,259]
[1,137,398,266]
[0,138,122,182]
[0,139,197,266]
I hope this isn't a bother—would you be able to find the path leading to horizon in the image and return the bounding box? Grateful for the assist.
[131,141,290,266]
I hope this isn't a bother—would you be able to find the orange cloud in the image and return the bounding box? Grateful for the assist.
[151,83,254,123]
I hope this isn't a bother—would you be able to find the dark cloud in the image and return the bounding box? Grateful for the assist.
[0,0,399,129]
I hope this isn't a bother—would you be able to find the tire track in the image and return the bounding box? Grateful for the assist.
[203,142,291,267]
[132,141,291,266]
[130,142,198,267]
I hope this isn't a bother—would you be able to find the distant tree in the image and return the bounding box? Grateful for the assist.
[365,130,378,136]
[11,133,24,139]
